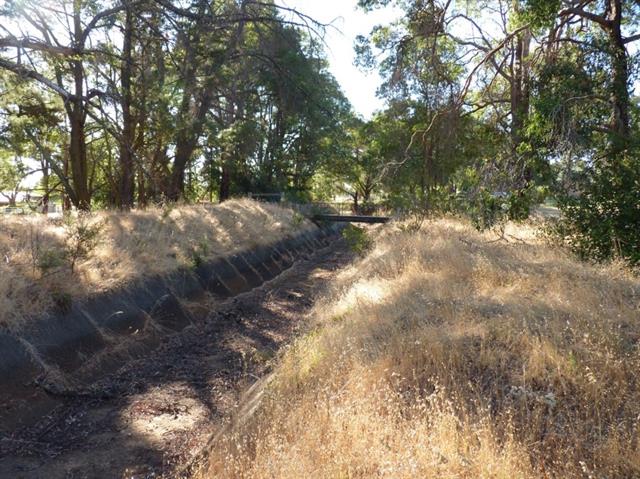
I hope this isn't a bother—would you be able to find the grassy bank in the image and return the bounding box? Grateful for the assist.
[0,199,311,331]
[202,218,640,478]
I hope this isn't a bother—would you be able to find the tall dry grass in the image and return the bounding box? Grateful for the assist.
[203,218,640,478]
[0,199,311,331]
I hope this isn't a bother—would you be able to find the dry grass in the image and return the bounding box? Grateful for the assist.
[202,217,640,478]
[0,199,311,331]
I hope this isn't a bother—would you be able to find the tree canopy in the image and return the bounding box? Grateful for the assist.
[1,0,639,264]
[349,0,639,263]
[0,0,352,209]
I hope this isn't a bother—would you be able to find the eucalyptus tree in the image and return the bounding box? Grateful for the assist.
[0,0,350,208]
[191,14,352,201]
[356,0,539,191]
[522,0,640,152]
[355,0,480,204]
[521,0,640,264]
[0,0,130,209]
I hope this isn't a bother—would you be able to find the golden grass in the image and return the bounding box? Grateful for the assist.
[0,199,311,330]
[202,217,640,478]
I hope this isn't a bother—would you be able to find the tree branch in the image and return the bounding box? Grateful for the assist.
[559,7,612,28]
[27,132,79,206]
[0,36,75,55]
[0,58,73,100]
[623,33,640,44]
[80,4,127,44]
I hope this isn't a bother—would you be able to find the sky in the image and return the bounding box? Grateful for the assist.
[276,0,401,119]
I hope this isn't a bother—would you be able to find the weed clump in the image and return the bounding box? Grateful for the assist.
[342,224,372,255]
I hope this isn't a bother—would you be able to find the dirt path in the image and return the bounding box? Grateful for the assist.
[0,240,352,479]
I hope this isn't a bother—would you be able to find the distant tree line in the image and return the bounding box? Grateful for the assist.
[0,0,351,210]
[331,0,639,264]
[1,0,639,265]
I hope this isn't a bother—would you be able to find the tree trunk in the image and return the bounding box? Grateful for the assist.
[561,0,631,151]
[62,138,72,212]
[41,159,50,214]
[118,4,135,209]
[69,1,90,210]
[69,100,90,210]
[607,0,630,150]
[167,1,207,201]
[510,26,532,188]
[511,28,530,153]
[170,132,199,200]
[219,157,231,202]
[168,1,248,201]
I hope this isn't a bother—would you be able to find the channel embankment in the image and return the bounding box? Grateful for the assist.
[0,201,342,434]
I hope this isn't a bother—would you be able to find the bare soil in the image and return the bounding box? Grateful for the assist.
[0,239,351,479]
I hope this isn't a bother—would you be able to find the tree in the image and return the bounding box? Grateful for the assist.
[0,0,347,208]
[519,0,640,263]
[355,1,537,216]
[523,0,640,152]
[0,0,130,209]
[0,154,27,206]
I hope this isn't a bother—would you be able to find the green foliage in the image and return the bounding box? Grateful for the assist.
[189,238,210,269]
[63,214,103,273]
[283,190,313,205]
[27,216,102,279]
[36,248,67,275]
[555,152,640,265]
[518,0,562,30]
[0,2,353,209]
[446,166,539,231]
[28,226,66,278]
[0,155,27,204]
[292,211,306,228]
[342,225,373,256]
[51,290,73,313]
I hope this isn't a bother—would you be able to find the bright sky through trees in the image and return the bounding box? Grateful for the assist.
[276,0,401,119]
[277,1,639,120]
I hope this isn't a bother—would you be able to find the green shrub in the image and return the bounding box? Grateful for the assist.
[63,213,103,272]
[292,211,306,228]
[51,289,72,313]
[37,248,67,275]
[189,238,210,268]
[554,152,640,265]
[342,225,372,255]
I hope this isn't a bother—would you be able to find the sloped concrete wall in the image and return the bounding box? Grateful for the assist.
[0,224,342,433]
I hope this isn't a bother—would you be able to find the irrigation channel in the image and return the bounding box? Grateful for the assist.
[0,226,353,478]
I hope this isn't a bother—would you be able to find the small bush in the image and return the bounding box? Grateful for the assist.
[37,248,67,275]
[64,215,102,272]
[51,289,72,313]
[189,238,210,268]
[555,152,640,266]
[292,211,306,228]
[342,224,372,255]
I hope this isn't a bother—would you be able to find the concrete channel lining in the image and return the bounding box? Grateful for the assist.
[0,223,342,433]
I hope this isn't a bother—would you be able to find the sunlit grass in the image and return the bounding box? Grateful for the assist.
[201,217,640,478]
[0,199,312,331]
